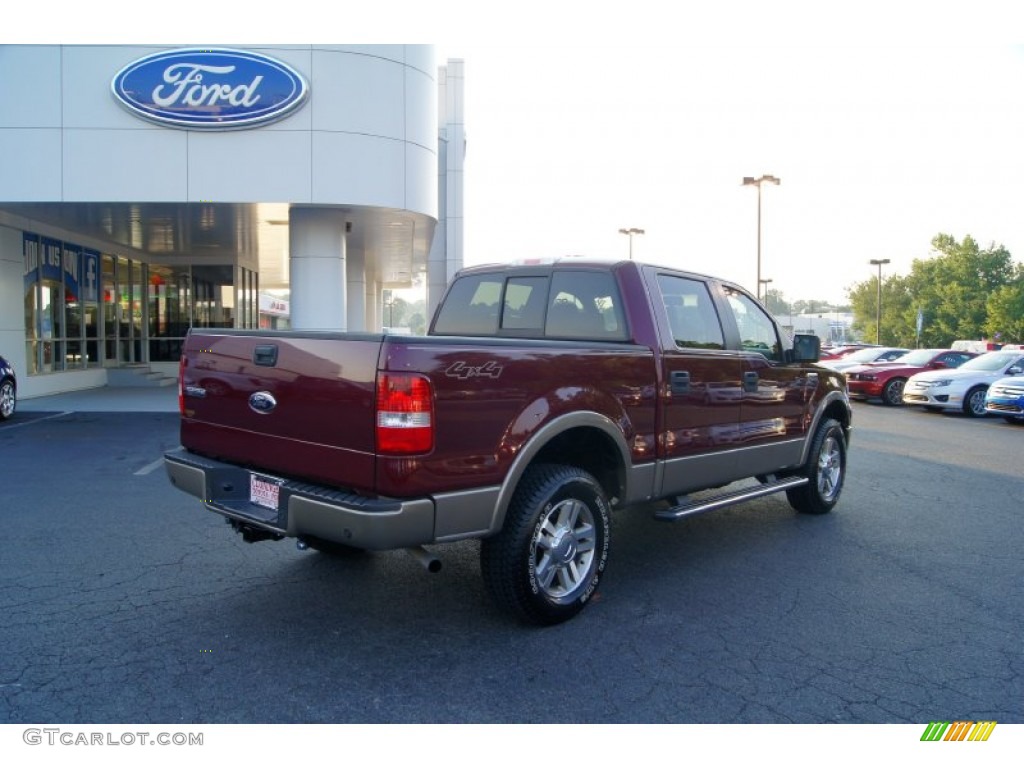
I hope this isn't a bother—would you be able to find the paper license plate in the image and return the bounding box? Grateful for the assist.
[250,473,283,511]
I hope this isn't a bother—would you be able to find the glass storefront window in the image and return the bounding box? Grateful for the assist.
[20,230,258,371]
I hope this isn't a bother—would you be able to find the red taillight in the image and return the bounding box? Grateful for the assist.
[178,355,185,415]
[376,372,434,454]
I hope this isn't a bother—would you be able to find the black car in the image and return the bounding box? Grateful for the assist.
[0,355,15,420]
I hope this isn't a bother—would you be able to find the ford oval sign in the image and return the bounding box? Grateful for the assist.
[112,48,308,130]
[248,391,278,415]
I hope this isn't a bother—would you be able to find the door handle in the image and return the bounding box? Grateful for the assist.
[670,370,690,395]
[253,345,278,367]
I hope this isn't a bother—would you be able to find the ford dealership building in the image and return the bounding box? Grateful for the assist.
[0,44,465,398]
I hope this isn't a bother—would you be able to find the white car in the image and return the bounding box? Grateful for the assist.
[820,346,909,373]
[902,350,1024,417]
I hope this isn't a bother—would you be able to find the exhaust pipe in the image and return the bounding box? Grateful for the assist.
[405,546,442,573]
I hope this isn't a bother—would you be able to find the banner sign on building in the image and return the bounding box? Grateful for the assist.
[111,48,309,130]
[23,232,101,303]
[81,249,100,303]
[40,236,63,283]
[23,232,39,290]
[62,241,81,300]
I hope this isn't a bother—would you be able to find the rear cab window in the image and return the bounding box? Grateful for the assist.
[433,268,629,341]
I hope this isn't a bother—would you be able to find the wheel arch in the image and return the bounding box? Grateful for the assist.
[799,392,852,465]
[490,411,631,535]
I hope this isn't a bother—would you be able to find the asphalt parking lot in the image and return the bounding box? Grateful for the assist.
[1,392,1021,724]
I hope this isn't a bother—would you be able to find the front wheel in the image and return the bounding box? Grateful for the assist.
[881,377,906,406]
[786,418,847,515]
[963,386,988,418]
[0,379,14,420]
[481,464,610,626]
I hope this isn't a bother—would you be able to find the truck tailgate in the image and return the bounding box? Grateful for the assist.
[179,330,381,492]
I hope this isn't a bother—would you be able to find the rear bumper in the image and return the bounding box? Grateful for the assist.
[164,448,435,550]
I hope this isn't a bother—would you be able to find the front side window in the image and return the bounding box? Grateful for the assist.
[723,287,783,361]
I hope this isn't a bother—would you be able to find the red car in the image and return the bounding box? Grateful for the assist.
[845,348,977,406]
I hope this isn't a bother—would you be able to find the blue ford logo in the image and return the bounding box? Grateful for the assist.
[112,48,309,130]
[248,391,278,414]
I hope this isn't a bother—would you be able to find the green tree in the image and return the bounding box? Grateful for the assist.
[848,273,913,345]
[763,288,791,316]
[907,234,1014,345]
[848,234,1016,347]
[985,264,1024,343]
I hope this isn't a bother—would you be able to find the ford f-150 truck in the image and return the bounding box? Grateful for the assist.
[165,259,851,624]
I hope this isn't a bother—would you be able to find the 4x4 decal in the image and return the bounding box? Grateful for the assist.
[444,361,504,380]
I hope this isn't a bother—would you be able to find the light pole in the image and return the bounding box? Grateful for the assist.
[618,227,645,260]
[869,258,891,344]
[742,174,781,300]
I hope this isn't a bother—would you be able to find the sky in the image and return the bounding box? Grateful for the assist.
[448,41,1024,305]
[10,2,1024,307]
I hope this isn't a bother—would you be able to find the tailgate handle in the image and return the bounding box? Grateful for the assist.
[253,345,278,367]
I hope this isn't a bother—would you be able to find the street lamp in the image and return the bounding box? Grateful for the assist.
[742,174,781,300]
[869,258,891,345]
[618,227,645,260]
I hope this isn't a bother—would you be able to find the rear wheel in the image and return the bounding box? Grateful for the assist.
[881,378,906,406]
[481,464,610,625]
[963,386,988,418]
[786,418,846,515]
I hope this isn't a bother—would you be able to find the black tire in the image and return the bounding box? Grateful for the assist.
[786,418,846,515]
[0,378,14,421]
[962,386,988,418]
[881,377,906,406]
[481,464,610,626]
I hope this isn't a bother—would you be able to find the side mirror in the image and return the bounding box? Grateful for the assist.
[791,334,820,363]
[1008,366,1023,376]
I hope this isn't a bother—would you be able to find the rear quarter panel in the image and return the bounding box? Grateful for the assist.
[376,336,658,498]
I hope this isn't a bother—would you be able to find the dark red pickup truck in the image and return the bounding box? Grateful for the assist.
[165,259,852,624]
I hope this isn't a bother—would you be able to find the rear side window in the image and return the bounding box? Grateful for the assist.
[545,271,628,340]
[657,274,725,350]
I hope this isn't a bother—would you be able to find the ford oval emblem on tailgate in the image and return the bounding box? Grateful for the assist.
[248,391,277,414]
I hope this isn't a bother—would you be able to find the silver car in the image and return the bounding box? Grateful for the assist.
[903,351,1024,417]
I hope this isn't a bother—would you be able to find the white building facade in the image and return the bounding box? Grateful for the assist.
[0,45,465,398]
